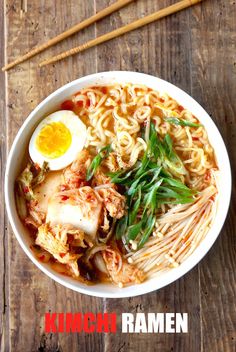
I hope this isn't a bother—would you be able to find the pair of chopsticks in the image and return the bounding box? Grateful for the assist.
[2,0,203,71]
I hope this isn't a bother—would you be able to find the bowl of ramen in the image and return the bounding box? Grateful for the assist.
[5,71,231,298]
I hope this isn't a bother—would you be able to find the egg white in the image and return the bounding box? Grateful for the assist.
[29,110,87,170]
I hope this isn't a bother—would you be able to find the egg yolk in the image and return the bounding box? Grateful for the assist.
[35,121,72,159]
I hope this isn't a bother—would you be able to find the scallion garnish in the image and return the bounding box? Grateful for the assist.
[86,144,111,181]
[127,221,143,242]
[110,122,196,249]
[115,214,128,239]
[138,215,156,249]
[165,117,202,127]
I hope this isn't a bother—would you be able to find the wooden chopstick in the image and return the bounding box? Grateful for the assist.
[2,0,135,71]
[39,0,203,68]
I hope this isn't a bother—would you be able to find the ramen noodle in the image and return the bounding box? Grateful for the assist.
[15,83,218,287]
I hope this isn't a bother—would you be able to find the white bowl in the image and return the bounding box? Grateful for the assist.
[5,71,231,298]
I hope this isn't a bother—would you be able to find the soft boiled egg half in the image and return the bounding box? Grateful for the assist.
[29,110,87,170]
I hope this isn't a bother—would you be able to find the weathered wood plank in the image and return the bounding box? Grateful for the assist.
[2,0,236,351]
[189,0,236,351]
[0,0,10,350]
[95,1,201,351]
[5,1,104,351]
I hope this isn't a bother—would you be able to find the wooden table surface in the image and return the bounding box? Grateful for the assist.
[0,0,235,351]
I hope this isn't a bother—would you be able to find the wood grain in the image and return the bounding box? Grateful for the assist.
[189,1,236,351]
[0,1,9,351]
[39,0,203,67]
[1,0,235,351]
[2,0,135,71]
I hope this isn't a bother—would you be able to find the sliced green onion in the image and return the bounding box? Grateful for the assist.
[163,177,195,191]
[86,145,111,181]
[142,167,162,191]
[110,122,196,249]
[128,186,142,225]
[143,179,163,213]
[108,169,134,184]
[127,168,157,196]
[163,134,173,158]
[138,215,156,249]
[115,214,128,239]
[165,117,202,127]
[126,221,143,242]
